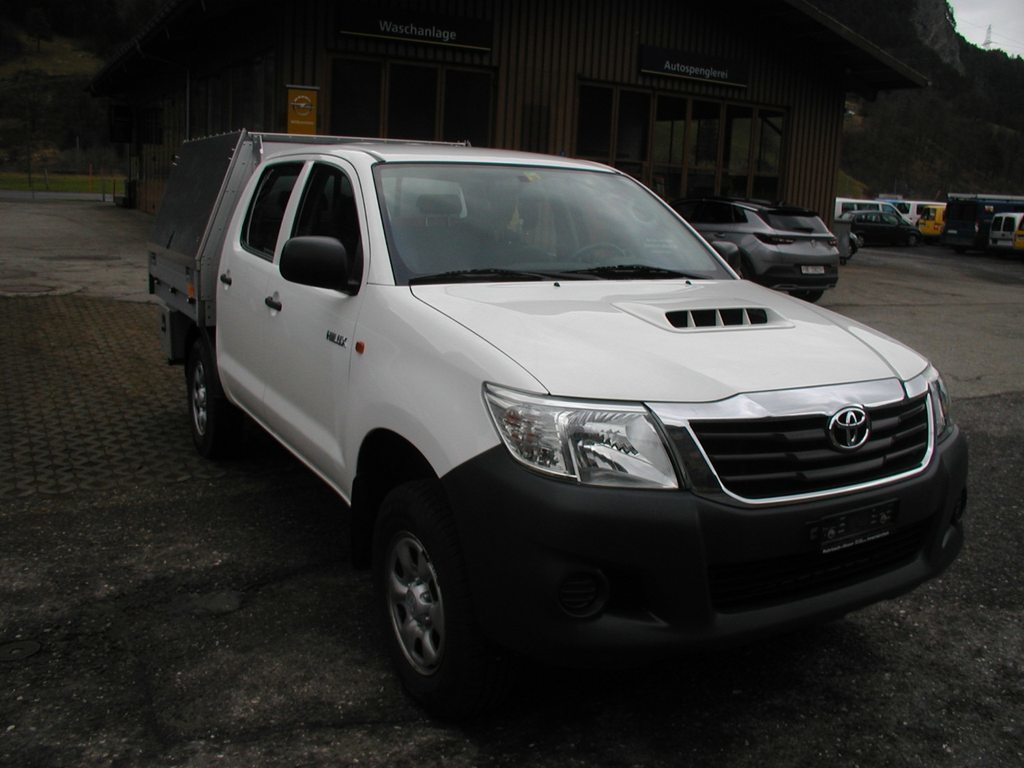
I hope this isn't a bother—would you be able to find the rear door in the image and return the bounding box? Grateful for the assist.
[857,212,882,243]
[990,215,1007,248]
[216,161,303,414]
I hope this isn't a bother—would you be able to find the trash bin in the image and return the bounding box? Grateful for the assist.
[832,218,852,264]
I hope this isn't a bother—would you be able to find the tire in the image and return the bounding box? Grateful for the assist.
[186,337,239,458]
[790,289,824,303]
[373,480,511,719]
[906,233,919,246]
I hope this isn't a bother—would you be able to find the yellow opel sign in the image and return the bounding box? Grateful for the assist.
[287,85,319,135]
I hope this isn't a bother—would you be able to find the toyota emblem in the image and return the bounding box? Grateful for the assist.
[828,406,870,450]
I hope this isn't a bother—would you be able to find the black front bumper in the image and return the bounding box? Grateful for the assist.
[440,428,967,665]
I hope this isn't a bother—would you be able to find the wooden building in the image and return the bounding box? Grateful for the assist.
[91,0,924,218]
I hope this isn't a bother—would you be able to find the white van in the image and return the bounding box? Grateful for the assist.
[880,199,945,226]
[833,197,908,223]
[988,212,1024,251]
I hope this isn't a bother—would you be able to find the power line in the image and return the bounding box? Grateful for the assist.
[954,23,1024,55]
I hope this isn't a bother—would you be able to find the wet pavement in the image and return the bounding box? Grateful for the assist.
[1,201,1022,767]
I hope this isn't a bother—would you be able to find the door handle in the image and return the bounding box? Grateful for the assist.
[264,296,282,311]
[219,273,232,286]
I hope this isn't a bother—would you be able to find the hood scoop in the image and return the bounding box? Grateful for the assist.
[665,306,792,331]
[612,299,792,332]
[667,307,769,329]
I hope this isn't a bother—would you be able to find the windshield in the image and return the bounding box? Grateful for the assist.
[374,163,732,284]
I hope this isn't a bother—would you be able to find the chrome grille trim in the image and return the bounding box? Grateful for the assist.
[649,377,935,506]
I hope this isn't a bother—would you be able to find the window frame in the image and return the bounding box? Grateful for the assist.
[240,162,304,261]
[574,82,787,202]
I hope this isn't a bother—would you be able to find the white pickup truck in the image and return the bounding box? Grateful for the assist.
[150,131,967,717]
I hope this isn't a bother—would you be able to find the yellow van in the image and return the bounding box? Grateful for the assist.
[917,204,945,239]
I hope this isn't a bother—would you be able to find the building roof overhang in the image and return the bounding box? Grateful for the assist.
[773,0,928,95]
[90,0,927,99]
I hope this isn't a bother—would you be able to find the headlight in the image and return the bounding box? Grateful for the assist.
[928,370,954,441]
[483,384,679,489]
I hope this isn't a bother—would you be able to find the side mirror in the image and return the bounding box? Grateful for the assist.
[711,240,742,273]
[279,236,356,294]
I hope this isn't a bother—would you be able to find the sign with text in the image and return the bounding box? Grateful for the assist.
[287,85,319,135]
[639,46,747,88]
[338,8,492,51]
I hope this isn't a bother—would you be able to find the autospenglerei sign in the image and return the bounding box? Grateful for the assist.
[639,46,747,88]
[339,8,493,51]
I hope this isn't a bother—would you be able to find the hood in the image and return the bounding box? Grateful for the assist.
[411,280,928,402]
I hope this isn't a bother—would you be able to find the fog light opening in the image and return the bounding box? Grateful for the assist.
[558,571,609,618]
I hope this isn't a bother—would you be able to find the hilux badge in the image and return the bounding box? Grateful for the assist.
[828,406,869,450]
[326,330,348,348]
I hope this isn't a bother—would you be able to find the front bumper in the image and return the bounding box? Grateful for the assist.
[441,428,967,665]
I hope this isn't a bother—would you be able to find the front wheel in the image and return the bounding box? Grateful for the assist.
[906,233,919,246]
[374,480,511,718]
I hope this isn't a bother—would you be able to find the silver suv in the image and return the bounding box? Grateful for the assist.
[672,198,839,302]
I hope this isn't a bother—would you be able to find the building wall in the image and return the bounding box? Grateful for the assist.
[127,0,846,221]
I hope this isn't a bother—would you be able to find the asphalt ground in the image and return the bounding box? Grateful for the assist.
[1,201,1022,767]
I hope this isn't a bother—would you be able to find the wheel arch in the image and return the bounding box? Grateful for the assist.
[350,428,439,570]
[182,322,210,378]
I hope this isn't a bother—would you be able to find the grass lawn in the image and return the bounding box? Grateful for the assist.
[0,171,125,194]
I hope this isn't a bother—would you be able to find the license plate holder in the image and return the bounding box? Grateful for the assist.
[801,265,826,275]
[807,500,899,554]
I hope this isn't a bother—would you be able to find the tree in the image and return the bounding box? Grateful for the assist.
[24,7,52,52]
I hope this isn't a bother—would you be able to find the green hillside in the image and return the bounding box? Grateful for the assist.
[0,1,156,176]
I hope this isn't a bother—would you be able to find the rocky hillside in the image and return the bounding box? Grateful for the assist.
[810,0,1024,197]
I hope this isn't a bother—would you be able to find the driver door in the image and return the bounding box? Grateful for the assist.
[260,158,366,484]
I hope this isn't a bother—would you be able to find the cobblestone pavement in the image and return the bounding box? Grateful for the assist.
[1,202,1021,768]
[0,201,291,499]
[0,296,230,498]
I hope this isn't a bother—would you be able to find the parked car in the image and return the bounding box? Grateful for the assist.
[841,210,920,246]
[671,197,839,302]
[988,212,1024,252]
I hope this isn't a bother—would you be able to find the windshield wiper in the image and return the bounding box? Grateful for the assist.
[567,264,704,280]
[410,267,561,285]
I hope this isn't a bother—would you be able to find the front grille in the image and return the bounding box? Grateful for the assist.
[688,395,930,500]
[708,519,931,613]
